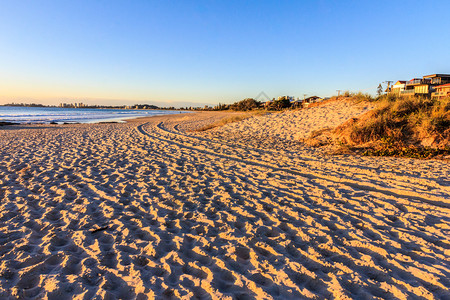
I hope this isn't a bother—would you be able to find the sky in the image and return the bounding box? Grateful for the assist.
[1,0,449,107]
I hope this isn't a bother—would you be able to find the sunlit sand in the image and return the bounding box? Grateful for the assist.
[0,100,448,299]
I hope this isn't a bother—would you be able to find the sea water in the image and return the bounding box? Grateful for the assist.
[0,106,185,124]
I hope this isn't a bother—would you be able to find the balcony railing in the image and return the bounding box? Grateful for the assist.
[407,79,422,85]
[431,78,450,85]
[400,90,415,94]
[407,79,431,85]
[431,79,442,85]
[432,91,450,97]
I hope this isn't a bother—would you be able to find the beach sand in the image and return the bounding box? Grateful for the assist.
[0,100,449,299]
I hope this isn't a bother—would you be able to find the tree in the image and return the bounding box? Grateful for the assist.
[267,96,291,110]
[230,98,261,111]
[377,83,383,96]
[213,103,229,111]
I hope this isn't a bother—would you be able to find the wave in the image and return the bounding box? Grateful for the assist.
[0,107,183,124]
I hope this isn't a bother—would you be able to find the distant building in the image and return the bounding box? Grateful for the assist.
[389,74,450,98]
[278,96,293,101]
[302,96,323,107]
[304,96,323,103]
[264,95,324,109]
[390,81,406,95]
[423,74,450,85]
[401,78,431,97]
[290,98,303,108]
[432,83,450,99]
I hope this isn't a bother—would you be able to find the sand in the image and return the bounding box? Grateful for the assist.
[0,100,449,299]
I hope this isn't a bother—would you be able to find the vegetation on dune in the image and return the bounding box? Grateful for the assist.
[195,96,295,132]
[211,98,262,111]
[333,94,450,158]
[337,91,375,102]
[265,96,292,110]
[212,96,292,112]
[201,90,449,159]
[229,98,261,111]
[193,111,268,132]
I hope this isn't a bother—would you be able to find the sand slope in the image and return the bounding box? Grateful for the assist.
[0,103,449,299]
[197,100,375,151]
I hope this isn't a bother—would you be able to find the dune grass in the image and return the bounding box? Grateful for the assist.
[342,91,375,102]
[334,95,450,158]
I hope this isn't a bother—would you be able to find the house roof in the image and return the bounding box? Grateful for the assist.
[393,81,406,87]
[305,96,321,99]
[423,74,450,79]
[435,83,450,88]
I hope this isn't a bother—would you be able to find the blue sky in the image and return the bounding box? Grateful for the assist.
[1,0,449,106]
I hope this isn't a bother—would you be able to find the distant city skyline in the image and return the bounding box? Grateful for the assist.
[1,0,449,107]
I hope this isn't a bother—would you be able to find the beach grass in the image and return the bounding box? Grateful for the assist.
[334,95,450,158]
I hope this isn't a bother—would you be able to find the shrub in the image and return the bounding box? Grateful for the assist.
[339,91,374,102]
[212,103,230,111]
[334,95,450,154]
[266,97,291,110]
[343,91,352,97]
[353,92,374,102]
[230,98,261,111]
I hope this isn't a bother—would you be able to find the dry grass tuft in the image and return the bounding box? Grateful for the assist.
[302,128,333,147]
[333,95,450,158]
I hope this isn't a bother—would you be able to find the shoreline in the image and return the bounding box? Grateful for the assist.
[0,106,188,125]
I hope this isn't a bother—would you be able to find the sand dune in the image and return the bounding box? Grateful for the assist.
[0,101,449,299]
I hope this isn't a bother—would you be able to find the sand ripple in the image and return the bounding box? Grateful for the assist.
[0,109,449,299]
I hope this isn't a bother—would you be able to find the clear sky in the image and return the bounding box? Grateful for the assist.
[1,0,449,107]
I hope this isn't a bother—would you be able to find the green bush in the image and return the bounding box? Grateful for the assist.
[230,98,261,111]
[266,97,291,110]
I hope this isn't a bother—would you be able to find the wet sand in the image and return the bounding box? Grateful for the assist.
[0,100,449,299]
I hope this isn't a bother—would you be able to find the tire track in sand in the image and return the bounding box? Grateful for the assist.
[137,122,449,210]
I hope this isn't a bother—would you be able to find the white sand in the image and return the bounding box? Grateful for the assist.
[0,101,449,299]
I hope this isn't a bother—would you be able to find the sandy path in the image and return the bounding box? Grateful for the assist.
[0,107,449,299]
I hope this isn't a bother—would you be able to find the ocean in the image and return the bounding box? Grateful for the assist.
[0,106,185,124]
